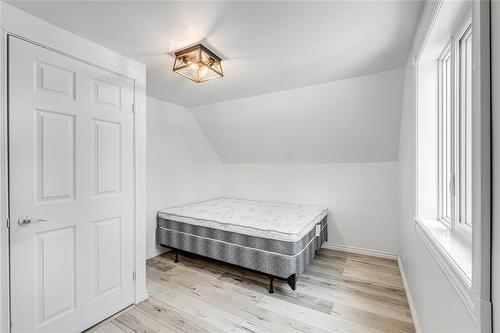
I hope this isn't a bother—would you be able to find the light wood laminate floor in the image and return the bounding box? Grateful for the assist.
[88,248,415,333]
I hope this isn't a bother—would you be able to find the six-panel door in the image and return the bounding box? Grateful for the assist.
[9,36,135,333]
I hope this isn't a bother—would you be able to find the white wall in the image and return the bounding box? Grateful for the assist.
[398,56,477,333]
[147,93,400,255]
[146,97,224,258]
[191,68,404,163]
[224,162,399,254]
[185,69,405,255]
[146,70,405,257]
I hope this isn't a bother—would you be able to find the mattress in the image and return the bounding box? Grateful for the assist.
[157,198,328,279]
[157,197,327,242]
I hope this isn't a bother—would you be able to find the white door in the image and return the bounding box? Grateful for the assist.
[9,36,135,333]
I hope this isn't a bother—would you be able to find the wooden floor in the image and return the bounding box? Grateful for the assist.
[89,248,415,333]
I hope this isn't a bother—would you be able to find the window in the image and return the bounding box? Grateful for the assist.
[414,2,491,318]
[437,19,472,231]
[416,6,473,300]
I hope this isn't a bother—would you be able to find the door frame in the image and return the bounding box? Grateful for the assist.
[0,4,148,332]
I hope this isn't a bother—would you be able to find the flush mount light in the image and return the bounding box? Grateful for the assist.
[173,44,223,83]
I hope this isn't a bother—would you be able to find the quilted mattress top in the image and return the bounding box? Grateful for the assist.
[158,197,327,242]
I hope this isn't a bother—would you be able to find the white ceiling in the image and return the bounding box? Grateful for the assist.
[191,68,404,163]
[8,1,423,107]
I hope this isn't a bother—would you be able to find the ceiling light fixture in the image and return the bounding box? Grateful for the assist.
[173,44,223,83]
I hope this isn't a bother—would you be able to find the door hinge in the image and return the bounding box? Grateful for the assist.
[133,271,136,281]
[132,103,135,114]
[6,218,10,229]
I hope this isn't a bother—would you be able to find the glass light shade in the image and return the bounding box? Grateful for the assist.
[173,44,223,83]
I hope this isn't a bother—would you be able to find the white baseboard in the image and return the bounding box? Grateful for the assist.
[322,242,398,260]
[146,247,168,260]
[397,257,421,333]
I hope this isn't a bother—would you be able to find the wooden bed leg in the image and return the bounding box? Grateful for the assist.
[269,277,275,294]
[287,274,296,291]
[174,250,179,263]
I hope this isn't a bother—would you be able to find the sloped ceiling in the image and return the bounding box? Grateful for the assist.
[8,1,420,163]
[191,68,405,163]
[8,1,423,107]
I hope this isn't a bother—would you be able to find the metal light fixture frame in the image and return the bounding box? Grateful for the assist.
[173,44,224,83]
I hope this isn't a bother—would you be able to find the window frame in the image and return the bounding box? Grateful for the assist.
[437,13,472,233]
[457,24,472,230]
[438,43,452,227]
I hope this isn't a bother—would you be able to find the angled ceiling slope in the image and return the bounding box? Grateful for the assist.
[191,68,405,164]
[8,1,423,107]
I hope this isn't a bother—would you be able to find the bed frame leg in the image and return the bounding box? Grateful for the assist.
[268,277,275,294]
[174,250,179,263]
[287,274,296,291]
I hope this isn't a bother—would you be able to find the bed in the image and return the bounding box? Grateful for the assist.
[156,198,328,293]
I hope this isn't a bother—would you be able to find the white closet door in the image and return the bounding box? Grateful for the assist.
[9,36,135,333]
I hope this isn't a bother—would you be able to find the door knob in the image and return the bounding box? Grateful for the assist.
[18,216,48,226]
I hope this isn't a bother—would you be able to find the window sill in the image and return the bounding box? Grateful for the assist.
[414,217,479,320]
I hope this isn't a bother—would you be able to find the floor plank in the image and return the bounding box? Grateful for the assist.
[136,297,222,333]
[89,249,415,333]
[114,308,176,333]
[331,303,415,333]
